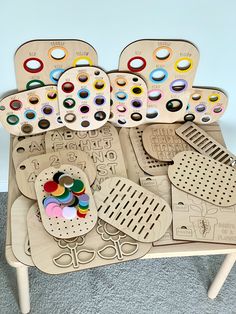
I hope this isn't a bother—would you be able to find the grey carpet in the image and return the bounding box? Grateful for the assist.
[0,192,235,314]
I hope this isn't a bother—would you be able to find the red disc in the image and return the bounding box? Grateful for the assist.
[44,181,58,193]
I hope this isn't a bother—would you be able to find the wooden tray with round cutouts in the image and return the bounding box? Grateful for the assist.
[57,66,110,131]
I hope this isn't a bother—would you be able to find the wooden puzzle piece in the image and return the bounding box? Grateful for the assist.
[58,66,110,131]
[15,39,98,90]
[119,39,199,123]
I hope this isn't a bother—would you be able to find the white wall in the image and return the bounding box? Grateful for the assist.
[1,0,236,191]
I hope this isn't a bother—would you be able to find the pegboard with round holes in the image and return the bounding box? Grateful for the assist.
[129,125,171,176]
[108,72,148,127]
[13,132,45,149]
[0,85,62,136]
[118,39,199,123]
[183,87,228,124]
[142,123,194,162]
[14,39,98,90]
[168,151,236,207]
[16,150,97,199]
[94,177,172,243]
[35,164,97,239]
[58,66,110,131]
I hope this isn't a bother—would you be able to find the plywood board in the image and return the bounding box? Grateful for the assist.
[13,133,44,149]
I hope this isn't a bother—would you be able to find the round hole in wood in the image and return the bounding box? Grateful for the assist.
[116,78,127,87]
[65,113,76,123]
[80,105,90,114]
[16,147,25,153]
[213,106,223,113]
[7,114,19,125]
[78,89,89,99]
[81,120,90,127]
[49,47,67,60]
[148,90,162,101]
[146,108,158,119]
[94,80,105,90]
[115,91,128,101]
[23,58,44,73]
[192,93,201,101]
[132,86,142,95]
[131,100,142,108]
[38,119,50,129]
[63,98,75,109]
[94,96,105,105]
[57,116,63,124]
[117,118,126,125]
[201,115,211,123]
[94,111,106,121]
[150,68,168,83]
[78,73,89,83]
[195,104,206,112]
[50,68,64,83]
[0,105,5,111]
[155,47,171,60]
[20,165,26,170]
[132,77,138,82]
[170,79,187,92]
[94,70,100,76]
[184,113,195,121]
[176,58,192,71]
[47,91,57,100]
[21,124,33,134]
[25,110,36,120]
[131,112,142,121]
[166,99,183,112]
[10,100,22,110]
[28,95,39,105]
[26,79,44,90]
[62,82,74,93]
[127,56,146,72]
[117,105,126,112]
[209,94,219,102]
[42,105,53,115]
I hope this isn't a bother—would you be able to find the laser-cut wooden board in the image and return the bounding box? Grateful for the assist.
[16,150,96,199]
[142,123,193,161]
[176,122,236,167]
[94,177,172,243]
[45,123,127,190]
[119,39,199,123]
[184,87,228,124]
[27,204,152,274]
[168,151,236,207]
[172,185,236,244]
[15,39,98,90]
[35,165,97,239]
[13,133,44,149]
[0,85,62,136]
[58,66,110,131]
[108,72,148,127]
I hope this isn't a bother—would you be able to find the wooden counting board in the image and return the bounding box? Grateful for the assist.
[119,39,199,123]
[15,39,98,90]
[58,66,110,131]
[184,87,228,124]
[108,72,147,127]
[0,85,62,136]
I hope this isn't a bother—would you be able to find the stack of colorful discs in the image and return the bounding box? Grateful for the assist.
[71,179,85,196]
[77,194,90,218]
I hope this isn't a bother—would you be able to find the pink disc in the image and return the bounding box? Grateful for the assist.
[45,203,59,217]
[51,206,63,218]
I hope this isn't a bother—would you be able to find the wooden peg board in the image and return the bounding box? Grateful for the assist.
[16,150,96,199]
[15,39,98,90]
[108,72,147,127]
[168,151,236,207]
[94,177,172,243]
[119,40,199,123]
[45,123,127,190]
[57,66,110,131]
[27,204,152,274]
[184,87,228,124]
[129,125,171,176]
[0,85,62,136]
[172,185,236,244]
[35,164,97,239]
[142,123,193,161]
[11,196,35,266]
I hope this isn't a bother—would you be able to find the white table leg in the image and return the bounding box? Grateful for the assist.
[208,253,236,299]
[16,266,30,314]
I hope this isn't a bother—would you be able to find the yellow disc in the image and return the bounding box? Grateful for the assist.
[51,185,65,196]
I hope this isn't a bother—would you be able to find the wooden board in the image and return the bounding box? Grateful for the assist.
[119,39,199,123]
[35,165,97,239]
[184,87,228,124]
[108,72,147,127]
[94,177,172,243]
[0,85,62,136]
[13,133,44,149]
[142,123,193,161]
[45,123,127,190]
[16,150,96,199]
[168,151,236,207]
[172,185,236,244]
[57,66,110,131]
[27,204,152,274]
[176,122,236,167]
[15,39,98,90]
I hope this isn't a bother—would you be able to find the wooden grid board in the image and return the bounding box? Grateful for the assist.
[172,185,236,244]
[27,204,152,274]
[58,66,110,131]
[184,87,228,124]
[0,85,62,136]
[16,150,96,199]
[119,39,199,123]
[108,72,147,127]
[168,151,236,207]
[94,177,172,243]
[15,39,98,90]
[35,164,97,239]
[45,123,127,190]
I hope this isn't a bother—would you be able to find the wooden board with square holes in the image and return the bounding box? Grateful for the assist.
[35,164,97,239]
[27,204,152,274]
[168,151,236,207]
[94,177,172,243]
[15,39,98,90]
[108,72,148,127]
[142,123,193,161]
[184,87,228,124]
[45,123,127,190]
[171,185,236,244]
[119,39,199,123]
[0,85,62,136]
[57,66,110,131]
[16,150,96,199]
[175,122,236,167]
